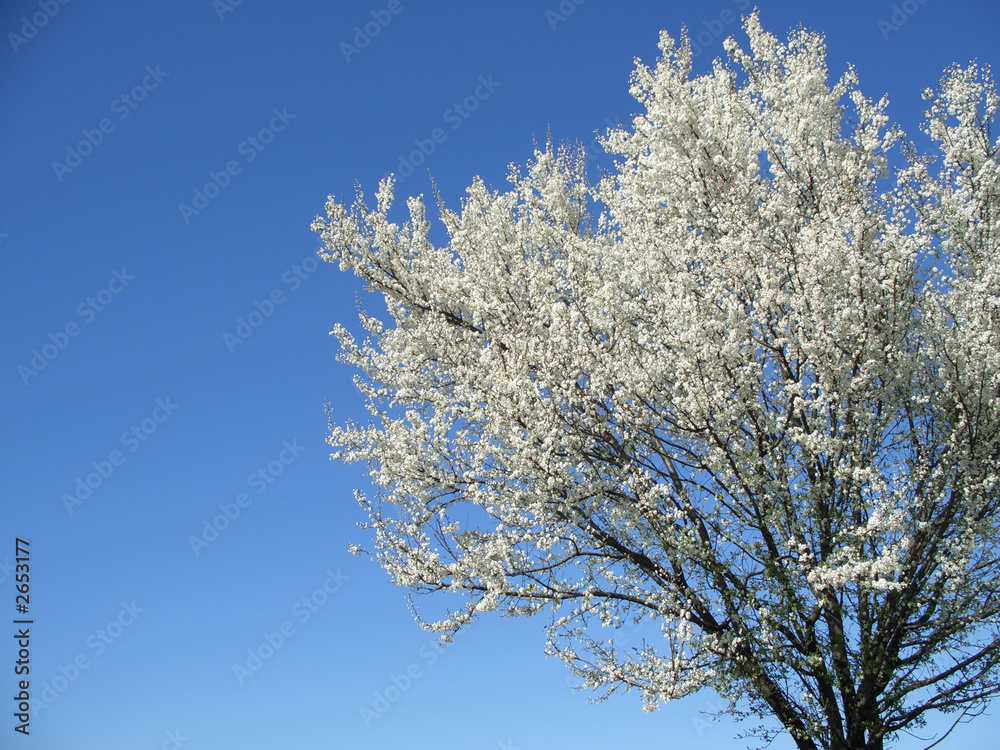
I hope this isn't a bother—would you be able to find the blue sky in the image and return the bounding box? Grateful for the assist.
[2,1,999,748]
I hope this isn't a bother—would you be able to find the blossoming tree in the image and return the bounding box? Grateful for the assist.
[312,13,999,750]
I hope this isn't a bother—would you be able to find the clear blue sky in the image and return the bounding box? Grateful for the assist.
[2,1,998,748]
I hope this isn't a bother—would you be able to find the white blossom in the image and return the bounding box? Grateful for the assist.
[314,13,1000,750]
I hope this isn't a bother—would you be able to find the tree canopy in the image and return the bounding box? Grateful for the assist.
[313,13,1000,750]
